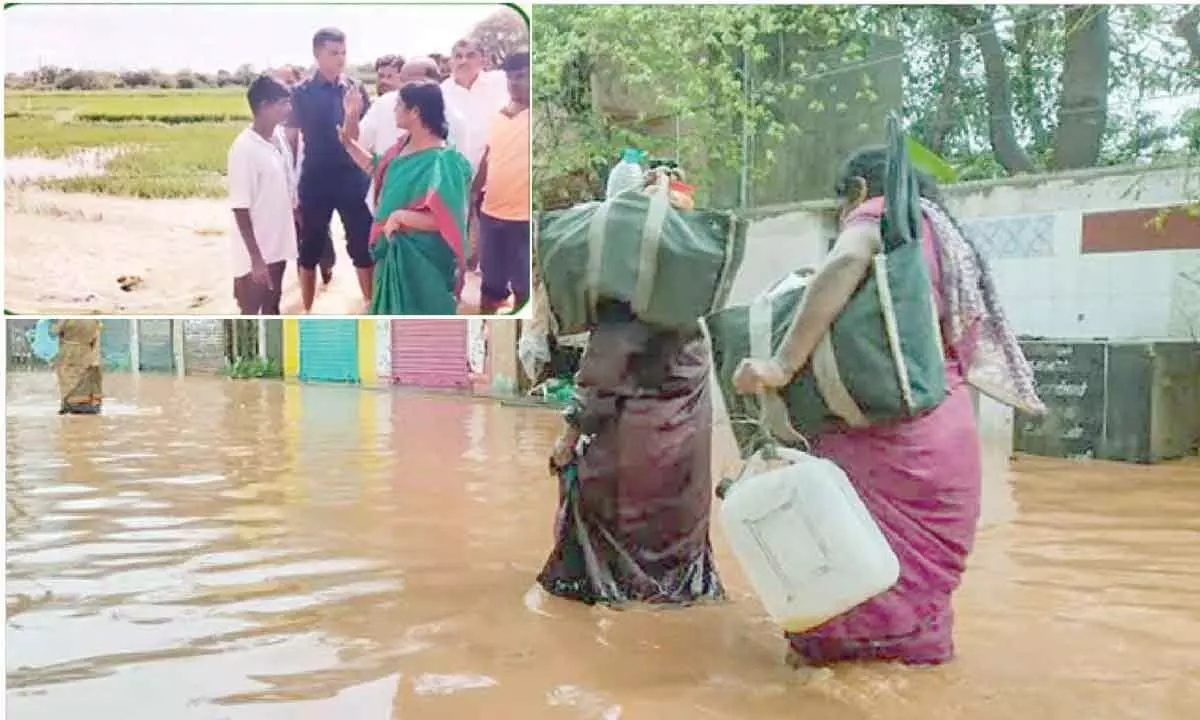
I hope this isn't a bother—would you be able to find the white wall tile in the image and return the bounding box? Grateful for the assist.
[1077,255,1115,300]
[1077,295,1110,338]
[1047,296,1082,338]
[1025,258,1054,299]
[1053,211,1083,258]
[1049,255,1079,303]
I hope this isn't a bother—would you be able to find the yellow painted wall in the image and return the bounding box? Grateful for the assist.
[281,382,307,505]
[282,319,300,379]
[357,319,377,386]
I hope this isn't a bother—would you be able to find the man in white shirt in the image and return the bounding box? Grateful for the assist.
[358,56,465,209]
[360,56,464,155]
[441,39,509,269]
[440,38,509,175]
[227,74,297,315]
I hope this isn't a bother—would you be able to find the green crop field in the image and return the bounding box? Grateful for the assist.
[5,89,253,199]
[6,88,251,121]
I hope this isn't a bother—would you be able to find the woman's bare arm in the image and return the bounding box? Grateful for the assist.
[338,129,373,174]
[389,210,438,232]
[774,223,880,375]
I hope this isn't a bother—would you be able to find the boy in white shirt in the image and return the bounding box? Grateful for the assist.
[227,74,297,314]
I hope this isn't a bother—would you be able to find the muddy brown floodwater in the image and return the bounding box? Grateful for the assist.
[6,372,1200,719]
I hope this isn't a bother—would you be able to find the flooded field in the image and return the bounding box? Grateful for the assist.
[6,372,1200,719]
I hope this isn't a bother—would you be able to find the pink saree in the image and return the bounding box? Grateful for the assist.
[787,197,985,665]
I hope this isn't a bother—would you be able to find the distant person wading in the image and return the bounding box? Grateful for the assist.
[52,319,104,415]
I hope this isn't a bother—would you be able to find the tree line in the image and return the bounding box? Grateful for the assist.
[4,63,436,92]
[535,4,1199,207]
[5,6,529,92]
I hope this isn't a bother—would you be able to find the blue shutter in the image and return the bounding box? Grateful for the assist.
[298,320,359,383]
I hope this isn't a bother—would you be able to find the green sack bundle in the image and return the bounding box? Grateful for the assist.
[536,178,747,335]
[702,115,948,455]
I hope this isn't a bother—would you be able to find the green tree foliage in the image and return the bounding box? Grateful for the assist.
[535,4,1200,209]
[535,5,877,208]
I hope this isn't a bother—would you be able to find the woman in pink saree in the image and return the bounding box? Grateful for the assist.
[733,145,1042,666]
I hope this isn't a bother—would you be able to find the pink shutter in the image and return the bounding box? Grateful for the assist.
[390,319,470,389]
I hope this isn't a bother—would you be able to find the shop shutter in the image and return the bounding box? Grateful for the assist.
[390,319,470,389]
[298,320,360,383]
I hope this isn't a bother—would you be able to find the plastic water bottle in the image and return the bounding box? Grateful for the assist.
[605,148,646,199]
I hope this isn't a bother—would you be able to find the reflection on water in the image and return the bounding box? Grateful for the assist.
[6,371,1200,719]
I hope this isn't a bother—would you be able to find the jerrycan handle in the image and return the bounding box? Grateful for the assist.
[717,394,811,501]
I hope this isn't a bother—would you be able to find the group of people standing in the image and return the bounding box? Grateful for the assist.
[227,28,530,316]
[538,145,1040,669]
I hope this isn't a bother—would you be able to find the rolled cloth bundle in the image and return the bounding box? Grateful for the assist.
[536,170,747,335]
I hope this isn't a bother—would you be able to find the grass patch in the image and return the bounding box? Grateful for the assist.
[6,89,249,120]
[224,356,280,380]
[5,89,252,198]
[6,115,241,198]
[75,113,246,124]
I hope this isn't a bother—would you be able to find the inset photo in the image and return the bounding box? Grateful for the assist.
[4,3,530,316]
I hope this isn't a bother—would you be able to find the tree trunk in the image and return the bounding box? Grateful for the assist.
[1012,7,1051,155]
[927,33,963,155]
[1052,6,1110,170]
[946,5,1036,174]
[1176,7,1200,71]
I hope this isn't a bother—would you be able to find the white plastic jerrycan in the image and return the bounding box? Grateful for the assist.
[719,446,900,634]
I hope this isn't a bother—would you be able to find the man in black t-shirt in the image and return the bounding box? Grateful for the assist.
[286,27,374,312]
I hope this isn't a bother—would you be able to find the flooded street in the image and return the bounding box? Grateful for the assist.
[6,371,1200,719]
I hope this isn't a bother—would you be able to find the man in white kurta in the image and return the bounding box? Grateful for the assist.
[358,56,466,212]
[440,39,509,267]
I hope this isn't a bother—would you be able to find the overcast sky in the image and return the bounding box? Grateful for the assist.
[3,2,501,73]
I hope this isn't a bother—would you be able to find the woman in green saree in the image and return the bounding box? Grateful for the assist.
[52,319,104,415]
[339,80,473,315]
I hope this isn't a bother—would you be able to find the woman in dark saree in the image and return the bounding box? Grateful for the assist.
[538,301,725,605]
